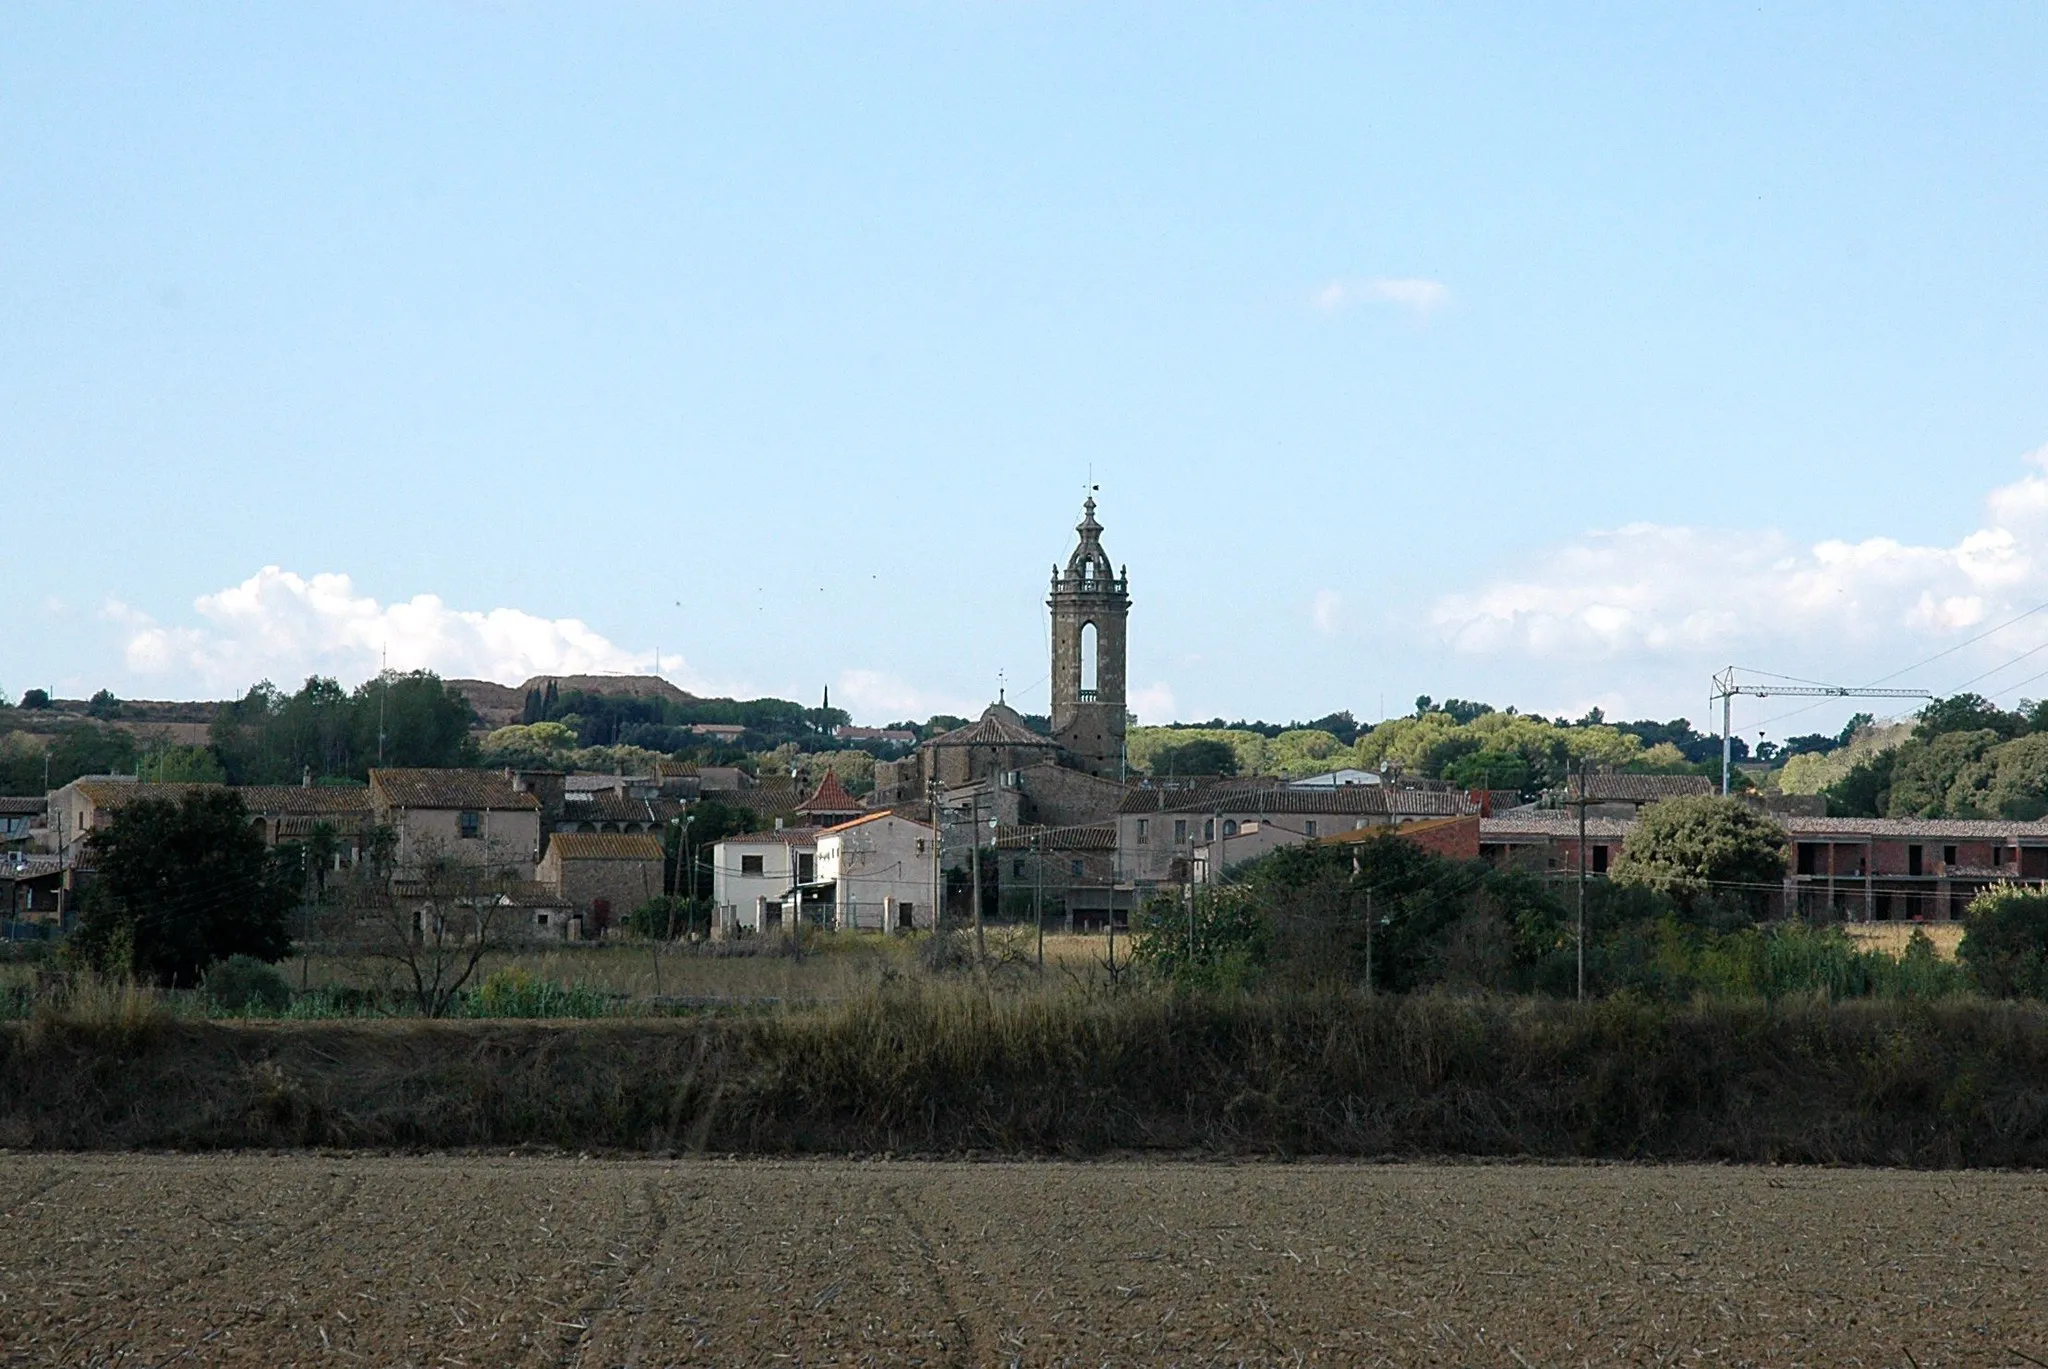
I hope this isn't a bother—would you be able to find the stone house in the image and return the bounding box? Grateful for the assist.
[536,832,665,935]
[369,769,541,880]
[43,777,374,867]
[813,811,935,932]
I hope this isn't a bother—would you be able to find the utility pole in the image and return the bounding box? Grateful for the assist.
[1033,830,1045,969]
[378,645,389,765]
[1574,760,1587,1002]
[929,779,944,935]
[1711,668,1929,795]
[969,792,987,962]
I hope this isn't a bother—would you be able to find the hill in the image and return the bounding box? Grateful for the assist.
[449,675,702,729]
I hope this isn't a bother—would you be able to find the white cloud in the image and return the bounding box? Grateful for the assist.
[1429,445,2048,699]
[1311,589,1343,636]
[1129,682,1178,725]
[833,668,982,725]
[1311,276,1451,321]
[112,567,700,694]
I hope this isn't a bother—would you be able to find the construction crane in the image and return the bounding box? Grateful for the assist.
[1710,668,1933,795]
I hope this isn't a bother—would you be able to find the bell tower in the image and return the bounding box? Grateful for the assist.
[1048,497,1130,778]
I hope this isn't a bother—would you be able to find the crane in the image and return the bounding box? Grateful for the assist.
[1710,668,1933,795]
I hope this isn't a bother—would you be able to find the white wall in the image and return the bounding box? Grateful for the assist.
[816,817,935,932]
[712,837,813,932]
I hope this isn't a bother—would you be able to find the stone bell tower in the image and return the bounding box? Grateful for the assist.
[1048,497,1130,778]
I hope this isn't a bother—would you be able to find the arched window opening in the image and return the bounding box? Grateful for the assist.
[1080,622,1099,698]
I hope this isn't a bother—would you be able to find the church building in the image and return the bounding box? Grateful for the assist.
[870,498,1135,829]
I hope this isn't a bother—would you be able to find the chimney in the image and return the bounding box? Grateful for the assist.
[775,817,784,831]
[302,766,312,789]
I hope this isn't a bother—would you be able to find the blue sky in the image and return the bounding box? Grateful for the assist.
[7,4,2048,745]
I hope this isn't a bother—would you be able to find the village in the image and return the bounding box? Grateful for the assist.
[7,498,2042,947]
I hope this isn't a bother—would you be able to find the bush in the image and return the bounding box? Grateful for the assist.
[627,895,709,940]
[1960,887,2048,997]
[205,955,293,1014]
[466,967,614,1018]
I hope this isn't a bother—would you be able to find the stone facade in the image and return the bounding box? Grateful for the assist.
[537,832,665,932]
[1048,497,1130,779]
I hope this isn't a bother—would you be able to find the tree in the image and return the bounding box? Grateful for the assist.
[352,671,476,770]
[19,689,50,710]
[1150,738,1238,777]
[1824,748,1897,817]
[86,689,121,720]
[1915,693,2024,742]
[1884,731,2002,816]
[70,790,295,984]
[1959,887,2048,998]
[1608,795,1786,918]
[331,830,518,1017]
[1442,748,1532,793]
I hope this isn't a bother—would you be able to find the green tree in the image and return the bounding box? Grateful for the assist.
[352,671,477,770]
[19,688,51,710]
[86,689,122,720]
[1823,748,1897,817]
[70,790,296,984]
[1608,795,1786,918]
[1959,887,2048,998]
[1150,739,1239,777]
[1442,748,1532,793]
[1884,731,2001,816]
[1915,693,2024,741]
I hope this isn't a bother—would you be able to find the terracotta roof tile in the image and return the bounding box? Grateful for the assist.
[1567,774,1715,803]
[547,832,665,861]
[798,772,865,816]
[370,769,540,811]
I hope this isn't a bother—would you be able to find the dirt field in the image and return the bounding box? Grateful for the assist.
[3,1158,2046,1366]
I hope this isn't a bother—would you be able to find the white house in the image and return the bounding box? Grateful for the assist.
[711,825,820,933]
[813,812,936,933]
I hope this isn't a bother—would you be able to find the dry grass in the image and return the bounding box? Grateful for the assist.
[1845,920,1966,959]
[11,987,2048,1163]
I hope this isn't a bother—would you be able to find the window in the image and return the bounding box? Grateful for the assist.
[1136,819,1149,844]
[458,810,481,839]
[741,854,764,875]
[1222,819,1239,837]
[797,853,815,883]
[1944,845,1957,866]
[1909,845,1924,877]
[1203,818,1215,842]
[1071,859,1084,877]
[1797,843,1820,876]
[1014,859,1026,879]
[1592,845,1609,874]
[1995,846,2007,867]
[1173,818,1188,844]
[1305,820,1318,838]
[1080,622,1099,697]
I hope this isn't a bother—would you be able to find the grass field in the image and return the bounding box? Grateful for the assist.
[3,1154,2045,1365]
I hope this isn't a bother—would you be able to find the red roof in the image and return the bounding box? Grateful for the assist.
[798,771,864,816]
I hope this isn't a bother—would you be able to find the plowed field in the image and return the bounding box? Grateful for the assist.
[2,1156,2044,1365]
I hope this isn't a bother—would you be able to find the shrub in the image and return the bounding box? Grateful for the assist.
[466,966,613,1018]
[1959,887,2048,997]
[205,956,292,1014]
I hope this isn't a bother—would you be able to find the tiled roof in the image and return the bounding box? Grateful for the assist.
[370,769,540,811]
[68,781,371,817]
[1481,812,1637,840]
[1118,781,1476,819]
[718,825,823,847]
[926,704,1058,750]
[716,778,800,822]
[994,823,1116,851]
[560,791,681,824]
[492,880,575,908]
[818,810,933,836]
[0,855,61,880]
[547,832,665,861]
[1568,773,1714,803]
[0,797,46,815]
[1781,817,2048,840]
[798,772,865,816]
